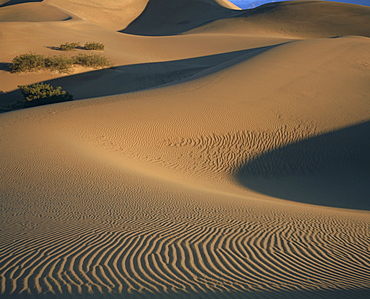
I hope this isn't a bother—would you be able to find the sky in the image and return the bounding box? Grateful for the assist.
[228,0,370,9]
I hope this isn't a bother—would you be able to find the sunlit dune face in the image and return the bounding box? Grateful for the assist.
[0,0,369,298]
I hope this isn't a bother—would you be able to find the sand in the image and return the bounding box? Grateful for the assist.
[0,0,369,298]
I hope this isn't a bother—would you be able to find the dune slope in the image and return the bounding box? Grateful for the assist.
[0,2,71,22]
[47,0,149,30]
[237,0,370,38]
[123,0,370,37]
[1,1,369,298]
[0,0,42,7]
[121,0,241,35]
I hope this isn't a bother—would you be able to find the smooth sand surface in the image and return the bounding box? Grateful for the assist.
[1,0,370,298]
[47,0,149,30]
[0,2,71,22]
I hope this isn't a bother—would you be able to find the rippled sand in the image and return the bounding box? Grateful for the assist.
[1,0,369,298]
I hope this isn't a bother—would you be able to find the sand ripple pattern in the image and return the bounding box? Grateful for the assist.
[1,210,369,297]
[161,125,317,175]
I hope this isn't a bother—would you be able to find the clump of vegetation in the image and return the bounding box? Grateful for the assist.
[9,53,111,74]
[1,83,74,113]
[59,42,80,51]
[84,42,105,51]
[10,53,46,73]
[18,83,73,107]
[72,53,111,68]
[45,55,74,73]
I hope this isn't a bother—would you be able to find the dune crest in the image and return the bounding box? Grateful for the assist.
[0,2,72,22]
[121,0,241,35]
[0,0,42,7]
[123,0,370,37]
[46,0,149,30]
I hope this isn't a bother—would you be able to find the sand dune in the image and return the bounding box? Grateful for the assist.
[47,0,149,30]
[238,122,370,210]
[0,2,72,22]
[1,0,370,298]
[0,0,42,7]
[123,0,370,36]
[121,0,241,35]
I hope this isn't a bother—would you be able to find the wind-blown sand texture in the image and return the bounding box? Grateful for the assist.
[1,0,369,298]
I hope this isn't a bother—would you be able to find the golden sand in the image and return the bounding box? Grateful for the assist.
[1,1,369,298]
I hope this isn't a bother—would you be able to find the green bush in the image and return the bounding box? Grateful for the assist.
[18,83,73,107]
[59,42,80,51]
[10,53,46,73]
[84,42,105,51]
[9,52,111,74]
[45,55,74,73]
[72,53,111,68]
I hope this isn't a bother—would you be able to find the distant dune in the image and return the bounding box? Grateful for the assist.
[0,2,71,22]
[122,0,370,36]
[1,0,369,298]
[0,0,42,7]
[121,0,241,35]
[47,0,150,30]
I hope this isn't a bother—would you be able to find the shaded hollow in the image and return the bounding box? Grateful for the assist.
[236,122,370,210]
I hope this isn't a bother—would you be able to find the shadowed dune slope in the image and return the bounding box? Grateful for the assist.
[46,0,239,31]
[0,44,282,104]
[1,96,369,297]
[121,0,242,35]
[123,0,370,37]
[0,0,42,7]
[237,122,370,210]
[0,18,293,101]
[0,2,71,22]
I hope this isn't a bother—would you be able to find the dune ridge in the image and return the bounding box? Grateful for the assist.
[0,2,72,22]
[46,0,149,30]
[1,0,369,298]
[122,0,370,36]
[0,0,42,7]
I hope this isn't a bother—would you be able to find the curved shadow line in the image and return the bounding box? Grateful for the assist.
[120,0,370,37]
[0,43,287,110]
[235,122,370,210]
[120,0,280,36]
[0,0,43,8]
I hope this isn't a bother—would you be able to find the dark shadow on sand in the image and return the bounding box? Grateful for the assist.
[0,0,42,7]
[45,46,86,51]
[120,0,279,36]
[120,0,370,37]
[0,62,10,71]
[236,122,370,210]
[0,44,286,110]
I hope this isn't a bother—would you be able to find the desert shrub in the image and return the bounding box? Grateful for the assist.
[45,55,74,73]
[59,42,80,51]
[10,53,46,73]
[72,53,111,68]
[18,83,73,107]
[84,42,105,51]
[9,52,111,74]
